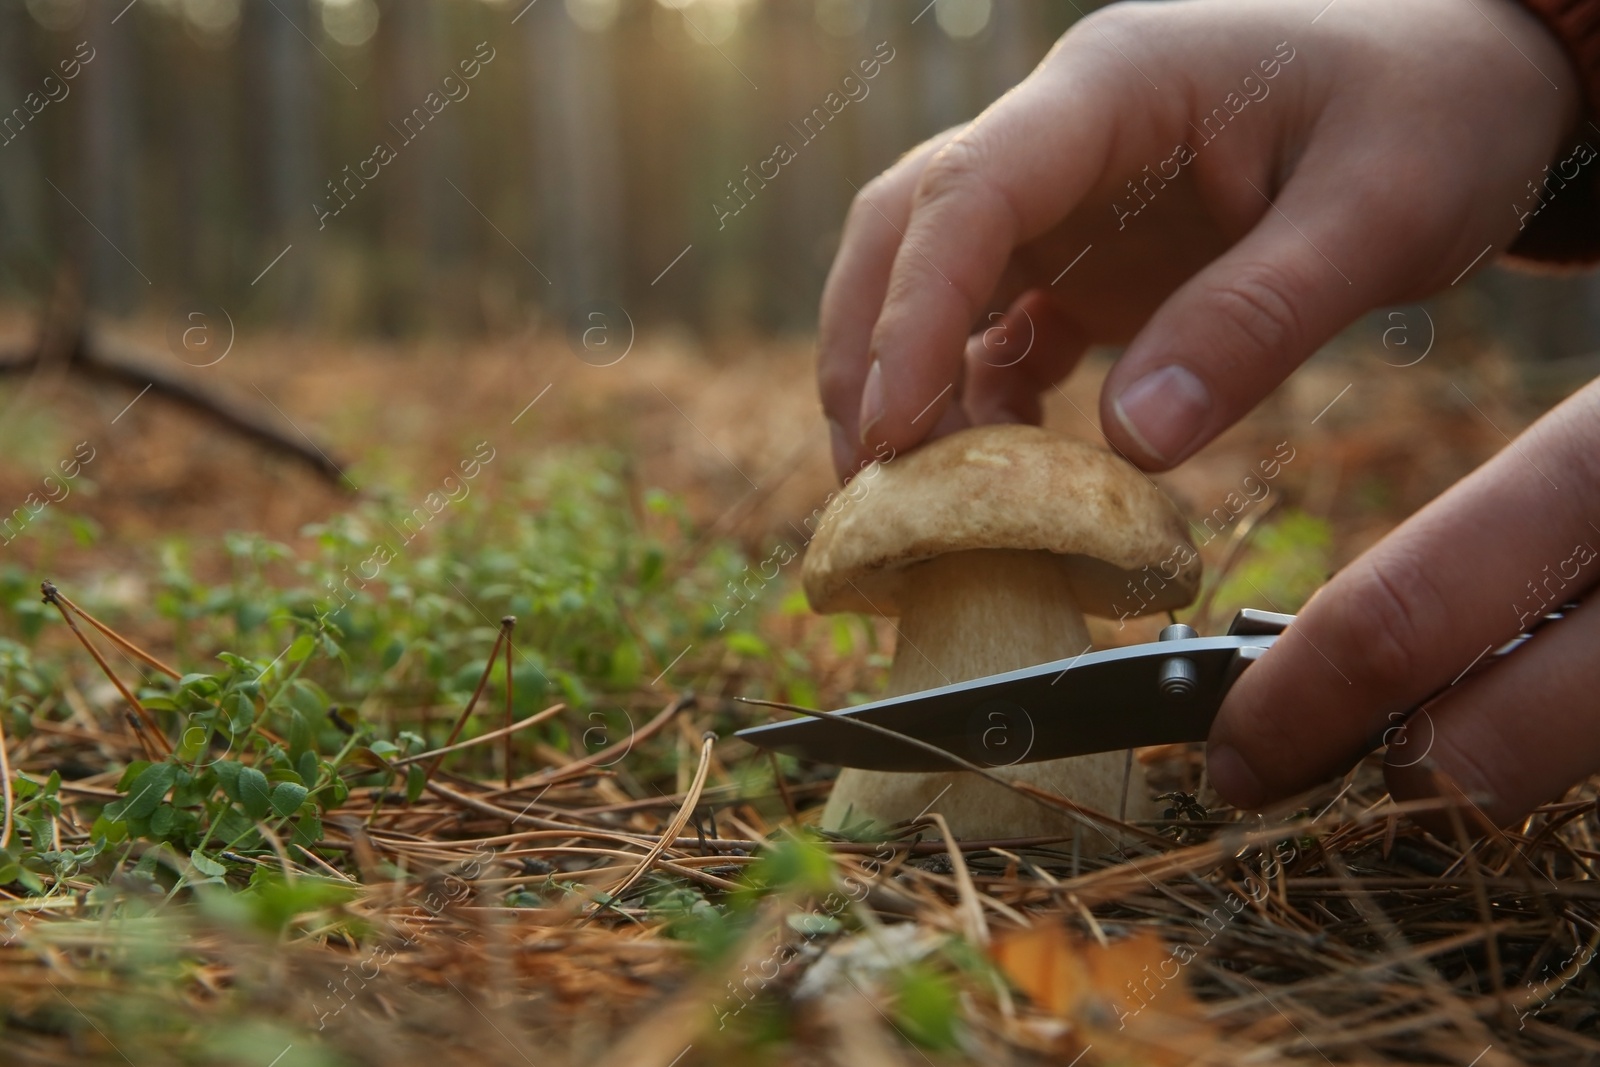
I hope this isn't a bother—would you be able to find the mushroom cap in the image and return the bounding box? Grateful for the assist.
[802,423,1200,618]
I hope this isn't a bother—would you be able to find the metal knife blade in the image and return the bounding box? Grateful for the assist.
[734,633,1279,772]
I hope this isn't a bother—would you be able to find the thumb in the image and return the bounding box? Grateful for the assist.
[1100,164,1452,469]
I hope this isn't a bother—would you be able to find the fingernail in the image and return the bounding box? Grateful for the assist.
[1207,743,1265,810]
[858,360,885,444]
[828,419,854,480]
[1111,365,1211,464]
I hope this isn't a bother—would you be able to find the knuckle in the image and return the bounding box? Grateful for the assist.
[1054,1,1160,72]
[845,173,896,229]
[1073,1,1147,44]
[1205,264,1307,364]
[1329,555,1441,696]
[913,136,988,211]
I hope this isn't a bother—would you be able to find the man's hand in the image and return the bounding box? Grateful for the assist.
[818,0,1576,478]
[815,0,1600,824]
[1208,379,1600,827]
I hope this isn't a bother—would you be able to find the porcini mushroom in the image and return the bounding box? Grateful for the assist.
[802,423,1201,845]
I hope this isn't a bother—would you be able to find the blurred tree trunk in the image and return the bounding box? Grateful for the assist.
[0,3,45,289]
[771,1,840,332]
[428,3,475,331]
[375,0,432,335]
[251,0,316,318]
[526,1,623,321]
[177,38,235,296]
[987,1,1041,100]
[681,2,758,332]
[80,0,143,312]
[855,0,912,179]
[915,13,967,141]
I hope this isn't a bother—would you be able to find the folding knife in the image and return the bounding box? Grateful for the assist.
[735,609,1294,772]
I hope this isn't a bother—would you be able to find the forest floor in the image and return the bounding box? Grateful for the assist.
[0,309,1595,1065]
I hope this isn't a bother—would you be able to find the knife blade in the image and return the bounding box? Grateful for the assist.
[735,600,1585,772]
[734,615,1287,771]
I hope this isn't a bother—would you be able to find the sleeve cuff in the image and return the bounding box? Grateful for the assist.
[1512,0,1600,265]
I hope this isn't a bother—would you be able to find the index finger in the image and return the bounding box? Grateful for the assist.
[854,14,1145,469]
[818,132,960,479]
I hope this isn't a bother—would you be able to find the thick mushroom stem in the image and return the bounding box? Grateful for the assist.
[882,549,1092,696]
[821,547,1153,845]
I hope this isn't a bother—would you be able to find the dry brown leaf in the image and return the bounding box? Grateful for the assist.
[993,921,1220,1065]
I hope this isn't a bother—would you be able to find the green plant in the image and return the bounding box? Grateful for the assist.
[1209,509,1332,618]
[0,448,809,902]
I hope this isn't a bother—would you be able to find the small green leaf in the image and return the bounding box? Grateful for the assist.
[286,633,316,663]
[213,805,260,850]
[292,813,323,849]
[214,760,243,800]
[176,719,211,762]
[190,849,226,878]
[738,832,835,902]
[234,600,269,632]
[894,964,961,1050]
[831,616,856,657]
[287,679,326,719]
[120,762,177,820]
[405,764,427,804]
[90,815,127,845]
[238,766,272,820]
[287,706,313,761]
[223,692,255,732]
[638,546,664,587]
[270,781,309,818]
[116,761,153,792]
[725,632,770,659]
[68,515,98,547]
[608,640,642,687]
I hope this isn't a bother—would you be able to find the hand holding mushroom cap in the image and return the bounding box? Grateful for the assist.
[810,1,1600,829]
[802,423,1199,845]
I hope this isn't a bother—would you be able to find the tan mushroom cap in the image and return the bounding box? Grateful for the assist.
[802,423,1200,618]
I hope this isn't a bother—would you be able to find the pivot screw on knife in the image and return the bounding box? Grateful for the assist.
[1157,622,1201,700]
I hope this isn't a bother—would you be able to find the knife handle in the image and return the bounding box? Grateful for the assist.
[1361,600,1580,757]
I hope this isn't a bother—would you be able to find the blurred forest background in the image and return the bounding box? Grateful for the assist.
[0,0,1594,351]
[0,0,1086,338]
[0,0,1597,580]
